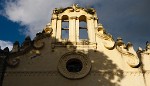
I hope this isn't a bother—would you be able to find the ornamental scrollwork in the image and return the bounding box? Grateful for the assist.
[43,23,53,36]
[103,41,115,50]
[33,40,44,49]
[96,24,113,41]
[96,24,115,50]
[6,57,20,67]
[115,38,140,68]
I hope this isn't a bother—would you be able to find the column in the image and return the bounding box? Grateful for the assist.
[87,17,95,43]
[69,16,76,42]
[76,17,79,42]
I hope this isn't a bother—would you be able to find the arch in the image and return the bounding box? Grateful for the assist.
[61,15,69,39]
[79,15,88,39]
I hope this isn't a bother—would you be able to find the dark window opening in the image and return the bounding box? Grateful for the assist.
[79,15,88,39]
[66,58,83,72]
[62,15,69,39]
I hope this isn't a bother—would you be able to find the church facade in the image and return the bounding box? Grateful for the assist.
[0,4,150,86]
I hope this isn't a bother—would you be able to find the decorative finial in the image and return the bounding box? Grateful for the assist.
[44,23,53,34]
[117,37,122,41]
[12,41,20,53]
[146,41,150,50]
[116,37,124,46]
[72,4,78,10]
[138,47,142,51]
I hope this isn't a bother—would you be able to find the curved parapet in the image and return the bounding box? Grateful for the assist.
[95,23,140,68]
[6,30,51,67]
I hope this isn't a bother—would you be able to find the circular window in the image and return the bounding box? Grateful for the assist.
[66,58,83,72]
[58,52,91,79]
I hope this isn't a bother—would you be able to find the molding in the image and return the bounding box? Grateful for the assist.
[4,71,59,76]
[5,70,149,77]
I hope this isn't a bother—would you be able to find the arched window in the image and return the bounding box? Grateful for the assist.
[61,15,69,39]
[79,15,88,39]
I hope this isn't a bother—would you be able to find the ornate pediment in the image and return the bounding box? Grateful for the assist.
[53,4,96,15]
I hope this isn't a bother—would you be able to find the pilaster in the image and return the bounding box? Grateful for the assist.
[56,19,62,41]
[51,15,57,38]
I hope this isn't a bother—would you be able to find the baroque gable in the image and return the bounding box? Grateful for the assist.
[0,4,150,86]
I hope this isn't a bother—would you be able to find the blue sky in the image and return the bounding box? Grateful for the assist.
[0,0,150,50]
[0,15,24,42]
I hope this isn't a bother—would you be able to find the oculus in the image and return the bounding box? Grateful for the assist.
[58,52,91,79]
[66,58,83,72]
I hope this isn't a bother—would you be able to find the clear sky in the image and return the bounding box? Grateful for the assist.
[0,0,150,50]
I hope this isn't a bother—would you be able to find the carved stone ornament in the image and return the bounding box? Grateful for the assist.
[58,52,91,79]
[53,4,95,15]
[33,40,44,49]
[11,41,20,53]
[116,46,140,67]
[44,23,53,35]
[96,24,113,40]
[72,4,78,11]
[116,38,140,68]
[96,24,115,49]
[101,37,140,67]
[6,57,20,67]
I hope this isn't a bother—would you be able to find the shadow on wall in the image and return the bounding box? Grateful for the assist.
[55,38,125,85]
[87,49,124,86]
